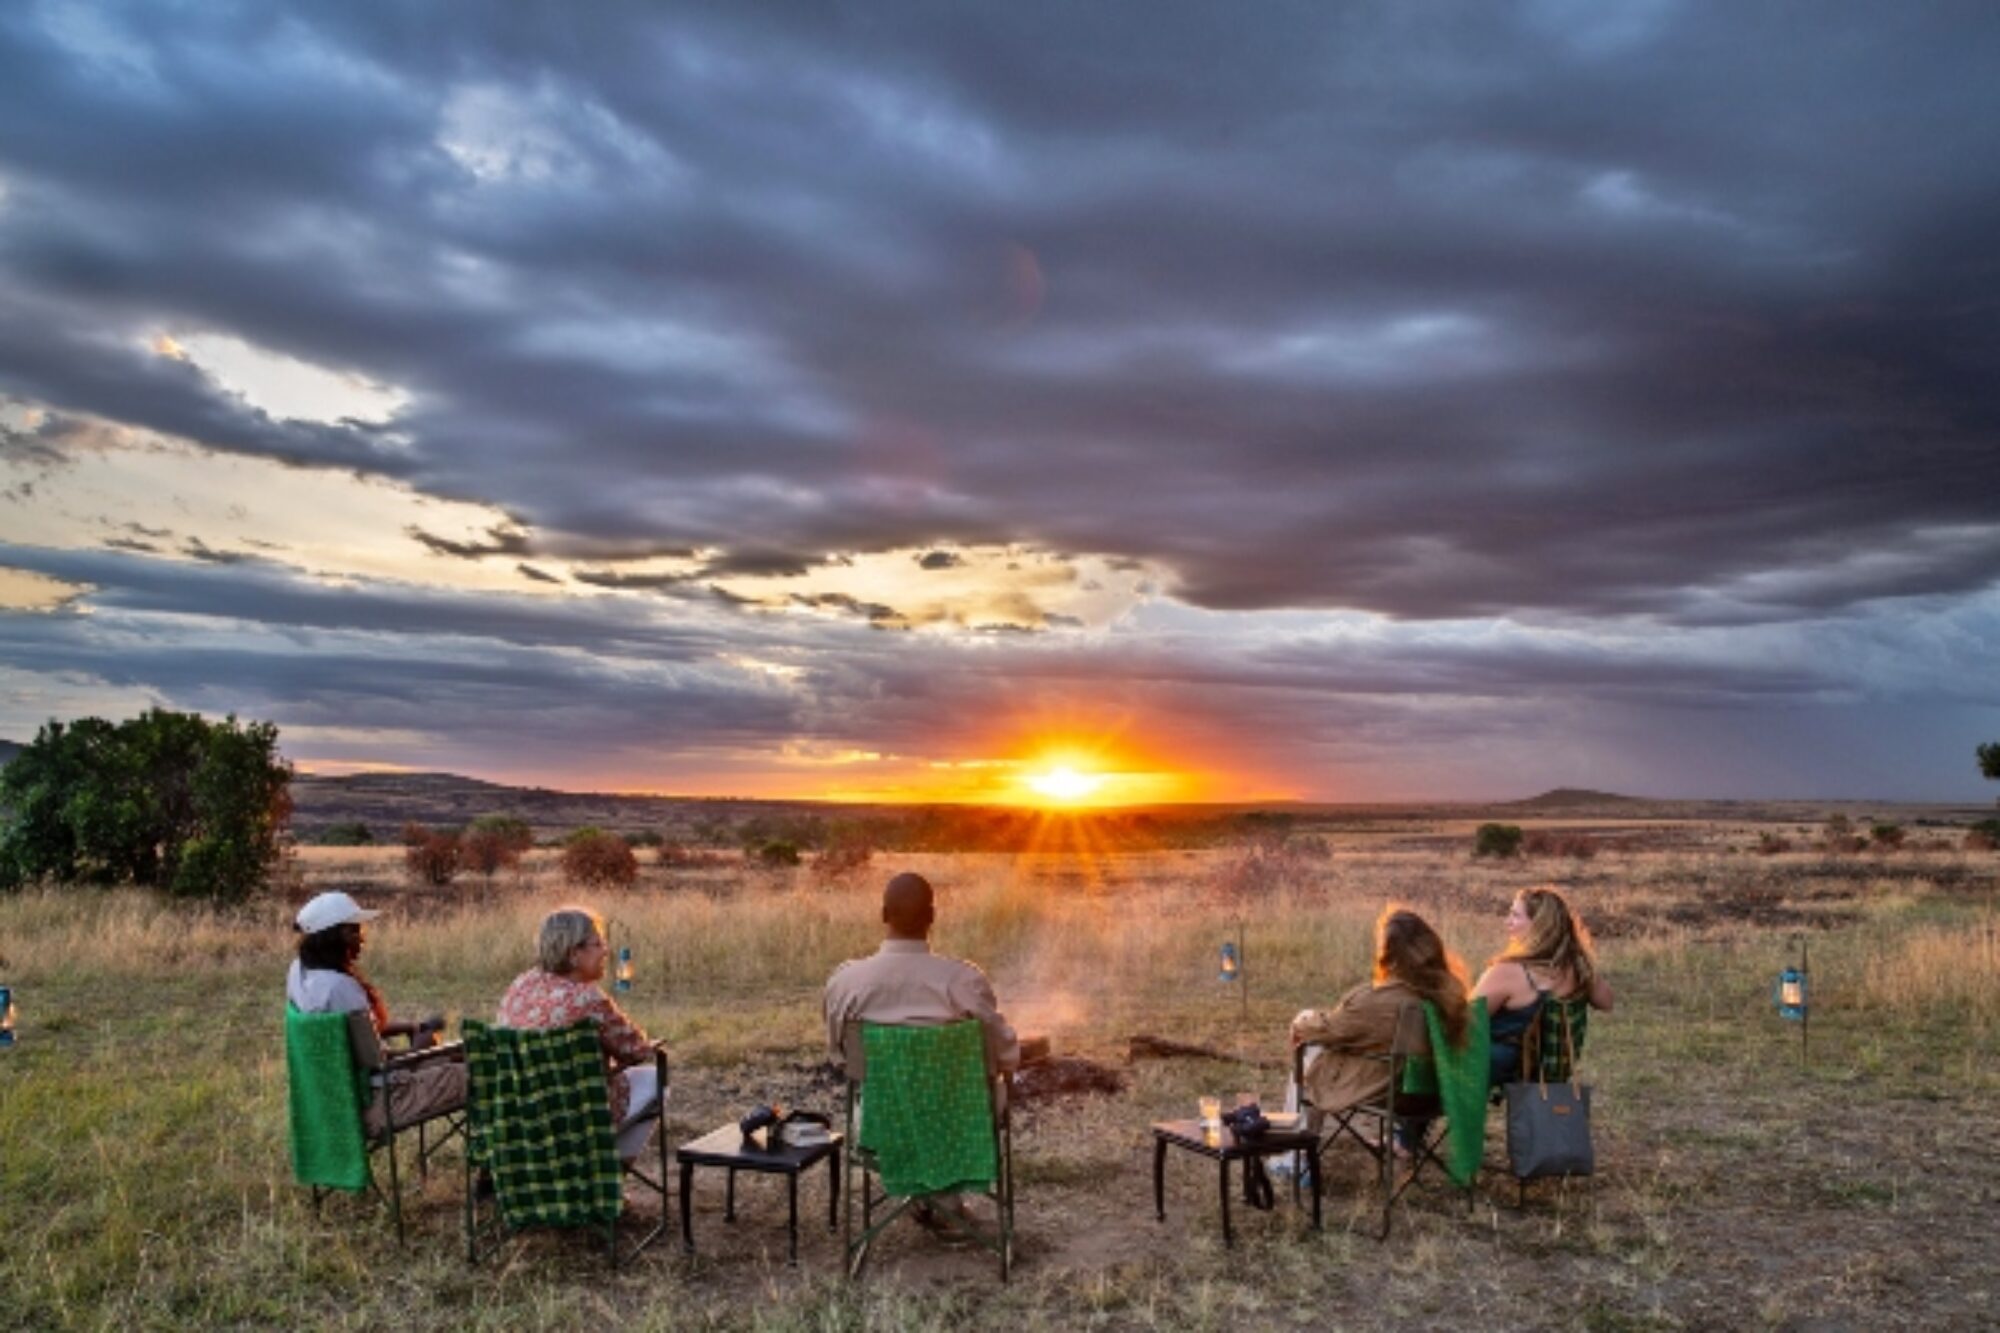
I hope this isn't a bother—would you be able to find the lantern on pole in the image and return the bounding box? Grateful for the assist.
[1218,919,1248,1021]
[0,985,15,1051]
[1773,935,1809,1066]
[614,946,635,993]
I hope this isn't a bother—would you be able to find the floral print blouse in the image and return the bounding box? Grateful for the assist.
[497,969,654,1121]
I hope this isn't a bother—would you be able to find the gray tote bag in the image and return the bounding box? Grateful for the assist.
[1504,1078,1593,1178]
[1504,1005,1593,1179]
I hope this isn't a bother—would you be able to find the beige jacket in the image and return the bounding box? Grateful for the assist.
[824,939,1020,1076]
[1291,980,1430,1114]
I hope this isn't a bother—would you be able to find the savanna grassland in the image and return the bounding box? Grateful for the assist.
[2,824,1996,1331]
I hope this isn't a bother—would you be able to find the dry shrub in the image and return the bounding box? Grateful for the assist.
[1966,830,1997,853]
[811,842,874,882]
[562,830,638,889]
[401,824,461,887]
[657,841,731,868]
[1524,830,1597,860]
[1756,832,1793,856]
[461,818,533,879]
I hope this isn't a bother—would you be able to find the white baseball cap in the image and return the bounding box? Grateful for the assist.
[296,891,381,934]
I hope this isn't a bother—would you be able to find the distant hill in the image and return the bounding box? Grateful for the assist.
[1507,787,1647,810]
[290,769,859,843]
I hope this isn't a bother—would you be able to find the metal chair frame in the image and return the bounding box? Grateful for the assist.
[1294,1001,1474,1238]
[303,1010,466,1247]
[464,1038,671,1270]
[839,1020,1014,1282]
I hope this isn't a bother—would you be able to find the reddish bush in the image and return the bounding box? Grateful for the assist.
[1524,830,1597,860]
[403,826,461,887]
[656,841,731,869]
[462,816,533,879]
[1755,832,1792,856]
[811,842,875,882]
[562,829,638,889]
[1966,830,1998,853]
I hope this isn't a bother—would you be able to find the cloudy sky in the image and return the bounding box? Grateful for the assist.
[3,1,1998,802]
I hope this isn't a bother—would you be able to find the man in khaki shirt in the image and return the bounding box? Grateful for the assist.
[824,871,1020,1078]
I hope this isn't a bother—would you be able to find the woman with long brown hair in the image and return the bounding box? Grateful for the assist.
[1473,885,1614,1085]
[1290,905,1471,1115]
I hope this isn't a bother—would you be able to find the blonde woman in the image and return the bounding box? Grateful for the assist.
[1473,886,1613,1085]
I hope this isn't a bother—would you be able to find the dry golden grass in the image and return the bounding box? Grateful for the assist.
[1,838,1996,1330]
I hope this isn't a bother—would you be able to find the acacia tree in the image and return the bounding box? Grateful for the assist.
[1981,742,2000,798]
[0,710,292,901]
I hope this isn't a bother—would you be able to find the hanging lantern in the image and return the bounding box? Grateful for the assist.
[1774,967,1806,1021]
[1219,940,1240,983]
[614,946,634,993]
[0,986,14,1050]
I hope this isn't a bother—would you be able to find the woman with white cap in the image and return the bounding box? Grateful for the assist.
[288,891,466,1131]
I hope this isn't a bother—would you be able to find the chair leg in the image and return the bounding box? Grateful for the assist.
[384,1134,406,1247]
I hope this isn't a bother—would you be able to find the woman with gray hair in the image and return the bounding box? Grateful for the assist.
[496,906,665,1161]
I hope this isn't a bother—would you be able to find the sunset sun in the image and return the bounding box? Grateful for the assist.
[1024,764,1105,805]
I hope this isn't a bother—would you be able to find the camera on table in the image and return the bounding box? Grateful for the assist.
[1220,1102,1270,1139]
[739,1103,784,1143]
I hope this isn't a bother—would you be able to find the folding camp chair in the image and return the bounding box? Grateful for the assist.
[1294,1000,1486,1238]
[462,1020,670,1269]
[839,1018,1014,1281]
[284,1006,466,1246]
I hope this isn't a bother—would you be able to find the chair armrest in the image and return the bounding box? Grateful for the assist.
[384,1039,463,1072]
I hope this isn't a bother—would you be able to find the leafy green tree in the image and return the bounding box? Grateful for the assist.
[1472,823,1524,859]
[0,710,291,901]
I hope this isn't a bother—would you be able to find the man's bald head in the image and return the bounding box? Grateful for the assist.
[882,872,935,939]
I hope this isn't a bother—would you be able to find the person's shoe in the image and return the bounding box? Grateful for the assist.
[910,1199,978,1247]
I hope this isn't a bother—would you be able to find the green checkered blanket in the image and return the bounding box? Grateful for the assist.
[463,1021,621,1229]
[857,1020,997,1198]
[1524,998,1589,1084]
[286,1005,370,1191]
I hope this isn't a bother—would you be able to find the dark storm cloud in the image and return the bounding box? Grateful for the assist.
[4,2,1997,623]
[408,523,532,560]
[4,4,2000,797]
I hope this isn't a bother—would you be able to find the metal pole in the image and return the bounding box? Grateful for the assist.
[1237,919,1248,1025]
[1800,935,1810,1070]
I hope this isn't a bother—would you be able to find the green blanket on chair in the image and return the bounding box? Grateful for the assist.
[286,1005,370,1192]
[463,1021,622,1230]
[858,1020,997,1198]
[1424,998,1490,1186]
